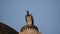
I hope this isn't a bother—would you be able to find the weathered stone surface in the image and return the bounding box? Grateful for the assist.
[0,22,18,34]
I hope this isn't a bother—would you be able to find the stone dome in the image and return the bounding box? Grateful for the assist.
[20,25,38,32]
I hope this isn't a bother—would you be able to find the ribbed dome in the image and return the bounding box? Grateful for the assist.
[20,25,38,32]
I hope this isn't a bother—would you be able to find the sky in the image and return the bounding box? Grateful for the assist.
[0,0,60,34]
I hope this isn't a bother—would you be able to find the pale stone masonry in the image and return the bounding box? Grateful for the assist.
[19,11,42,34]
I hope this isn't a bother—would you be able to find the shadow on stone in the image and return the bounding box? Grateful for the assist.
[0,22,18,34]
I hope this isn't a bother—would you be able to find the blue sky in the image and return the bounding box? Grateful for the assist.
[0,0,60,34]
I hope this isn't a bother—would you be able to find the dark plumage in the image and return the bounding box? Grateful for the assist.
[20,11,39,32]
[25,11,34,25]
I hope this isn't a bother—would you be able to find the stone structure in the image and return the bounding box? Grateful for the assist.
[19,11,42,34]
[0,22,18,34]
